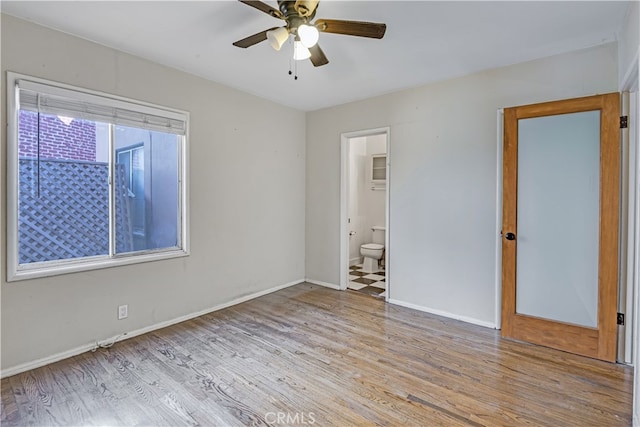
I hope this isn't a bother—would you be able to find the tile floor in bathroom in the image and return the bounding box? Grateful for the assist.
[348,264,386,298]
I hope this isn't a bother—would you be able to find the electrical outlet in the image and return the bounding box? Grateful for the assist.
[118,304,128,320]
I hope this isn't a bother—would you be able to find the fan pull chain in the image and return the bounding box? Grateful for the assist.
[288,36,293,77]
[287,36,298,81]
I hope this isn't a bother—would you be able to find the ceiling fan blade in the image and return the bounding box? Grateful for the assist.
[233,27,279,48]
[314,19,386,39]
[238,0,283,19]
[309,44,329,67]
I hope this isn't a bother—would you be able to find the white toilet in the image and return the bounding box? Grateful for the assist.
[360,226,385,273]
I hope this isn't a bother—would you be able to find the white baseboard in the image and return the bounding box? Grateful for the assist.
[1,342,100,380]
[388,298,497,329]
[305,278,341,290]
[1,279,304,379]
[349,257,362,266]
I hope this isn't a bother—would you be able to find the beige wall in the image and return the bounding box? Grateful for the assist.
[306,43,618,326]
[1,15,306,373]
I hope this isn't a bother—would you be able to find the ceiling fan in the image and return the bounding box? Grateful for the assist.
[233,0,387,67]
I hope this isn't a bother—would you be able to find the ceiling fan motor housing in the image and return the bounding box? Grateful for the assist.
[278,0,316,32]
[291,0,320,18]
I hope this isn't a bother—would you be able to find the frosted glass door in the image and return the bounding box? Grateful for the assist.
[516,111,600,327]
[502,93,619,362]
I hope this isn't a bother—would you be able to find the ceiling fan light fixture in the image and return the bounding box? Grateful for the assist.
[266,27,289,51]
[293,40,311,60]
[298,24,319,48]
[233,0,387,69]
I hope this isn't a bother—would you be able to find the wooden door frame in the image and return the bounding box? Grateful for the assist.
[501,93,620,362]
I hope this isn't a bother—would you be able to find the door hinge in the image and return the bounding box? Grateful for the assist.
[617,312,625,325]
[621,116,628,129]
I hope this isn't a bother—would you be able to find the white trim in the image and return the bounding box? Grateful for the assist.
[340,135,349,291]
[7,76,19,282]
[631,86,640,426]
[631,90,639,362]
[388,298,496,329]
[339,127,391,295]
[384,130,391,302]
[305,279,340,290]
[1,343,103,380]
[9,249,190,281]
[495,109,504,330]
[624,91,636,364]
[0,279,304,379]
[180,124,191,256]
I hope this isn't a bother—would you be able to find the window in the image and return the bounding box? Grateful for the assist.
[7,72,189,281]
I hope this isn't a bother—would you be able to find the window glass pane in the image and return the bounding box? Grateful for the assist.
[114,126,180,253]
[17,110,110,264]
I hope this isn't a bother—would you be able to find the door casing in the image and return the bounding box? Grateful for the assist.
[340,127,391,299]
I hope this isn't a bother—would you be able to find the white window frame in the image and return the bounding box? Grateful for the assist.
[6,72,190,281]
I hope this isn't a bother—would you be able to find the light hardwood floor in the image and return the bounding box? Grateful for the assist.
[1,283,634,426]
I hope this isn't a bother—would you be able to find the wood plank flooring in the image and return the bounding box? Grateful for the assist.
[1,283,634,426]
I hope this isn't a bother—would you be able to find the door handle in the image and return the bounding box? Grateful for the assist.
[349,231,356,236]
[505,232,516,241]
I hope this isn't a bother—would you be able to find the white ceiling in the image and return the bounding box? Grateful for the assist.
[1,1,632,111]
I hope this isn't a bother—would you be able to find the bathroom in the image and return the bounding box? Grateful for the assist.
[347,133,387,298]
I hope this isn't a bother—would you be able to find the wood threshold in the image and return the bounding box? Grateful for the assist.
[0,284,633,426]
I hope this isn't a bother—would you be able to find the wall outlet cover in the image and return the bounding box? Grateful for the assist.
[118,304,128,320]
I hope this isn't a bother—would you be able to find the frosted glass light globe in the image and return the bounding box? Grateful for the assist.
[293,41,311,60]
[298,24,319,48]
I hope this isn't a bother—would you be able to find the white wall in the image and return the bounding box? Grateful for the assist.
[306,43,618,326]
[619,1,639,89]
[1,15,306,373]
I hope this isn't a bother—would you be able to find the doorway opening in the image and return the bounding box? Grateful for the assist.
[340,128,390,300]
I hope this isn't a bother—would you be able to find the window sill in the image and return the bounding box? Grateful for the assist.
[7,248,189,282]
